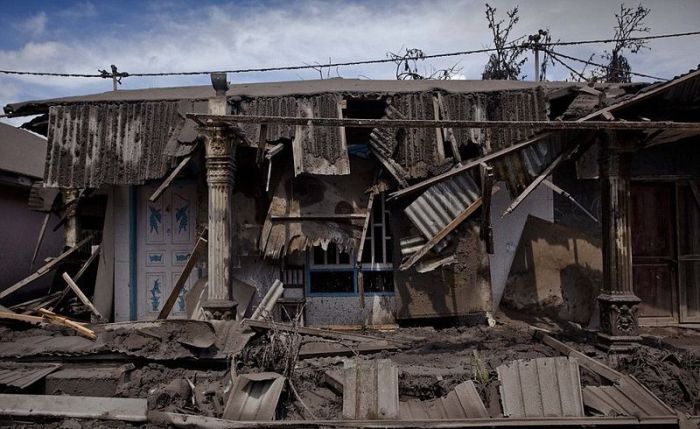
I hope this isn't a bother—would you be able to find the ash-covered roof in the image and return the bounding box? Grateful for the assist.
[5,78,584,117]
[0,122,47,180]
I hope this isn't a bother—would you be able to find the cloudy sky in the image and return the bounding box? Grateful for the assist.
[1,0,698,126]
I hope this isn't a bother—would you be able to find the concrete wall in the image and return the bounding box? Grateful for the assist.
[502,216,602,324]
[489,182,553,312]
[305,295,395,326]
[0,184,64,304]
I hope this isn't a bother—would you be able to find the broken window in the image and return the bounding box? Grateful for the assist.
[307,195,394,295]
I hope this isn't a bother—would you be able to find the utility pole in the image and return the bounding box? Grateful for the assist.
[528,29,548,82]
[111,65,119,91]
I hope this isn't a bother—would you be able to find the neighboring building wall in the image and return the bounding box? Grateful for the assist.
[306,295,395,326]
[489,182,553,312]
[0,184,64,303]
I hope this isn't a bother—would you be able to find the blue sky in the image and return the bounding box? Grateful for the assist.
[1,0,699,126]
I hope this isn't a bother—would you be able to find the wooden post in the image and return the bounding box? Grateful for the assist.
[61,188,80,248]
[596,133,641,353]
[200,72,238,320]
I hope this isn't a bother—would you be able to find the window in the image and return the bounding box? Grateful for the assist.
[307,195,394,295]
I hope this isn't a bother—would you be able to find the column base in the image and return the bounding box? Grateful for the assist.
[202,300,237,320]
[596,293,642,353]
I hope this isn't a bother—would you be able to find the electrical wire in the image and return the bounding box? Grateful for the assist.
[545,49,667,80]
[0,30,697,79]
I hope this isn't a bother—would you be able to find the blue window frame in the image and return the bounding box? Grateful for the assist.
[306,194,394,296]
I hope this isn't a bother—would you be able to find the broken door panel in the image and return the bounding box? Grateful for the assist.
[630,182,678,323]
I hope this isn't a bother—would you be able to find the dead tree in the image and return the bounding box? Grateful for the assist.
[387,47,462,80]
[481,3,528,80]
[601,3,651,82]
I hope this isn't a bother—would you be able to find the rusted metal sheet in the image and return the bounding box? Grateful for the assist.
[343,359,399,420]
[222,372,286,421]
[399,380,489,420]
[404,172,480,252]
[238,94,350,176]
[583,376,674,417]
[45,101,184,188]
[0,363,62,389]
[497,357,584,418]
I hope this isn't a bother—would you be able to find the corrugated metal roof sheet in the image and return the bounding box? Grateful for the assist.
[497,357,584,418]
[583,376,674,417]
[404,172,480,251]
[222,372,286,421]
[343,358,399,420]
[6,79,587,117]
[44,101,189,188]
[399,380,489,420]
[0,363,61,389]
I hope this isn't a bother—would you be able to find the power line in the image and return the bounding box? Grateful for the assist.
[545,49,666,81]
[0,30,697,80]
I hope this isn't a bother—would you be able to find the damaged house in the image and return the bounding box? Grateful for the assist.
[2,68,700,354]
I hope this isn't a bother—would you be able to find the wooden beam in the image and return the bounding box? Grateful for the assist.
[271,213,367,220]
[62,272,104,321]
[389,134,549,200]
[0,311,43,324]
[480,164,495,254]
[400,197,483,271]
[157,237,207,319]
[31,212,51,266]
[50,246,101,312]
[542,179,599,223]
[38,308,95,340]
[502,142,582,217]
[356,191,377,309]
[256,123,269,165]
[0,394,147,422]
[149,154,193,203]
[189,114,700,130]
[0,236,93,301]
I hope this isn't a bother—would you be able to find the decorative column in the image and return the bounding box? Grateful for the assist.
[62,188,80,248]
[201,126,239,320]
[597,134,641,353]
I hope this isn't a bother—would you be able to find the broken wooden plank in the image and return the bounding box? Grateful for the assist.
[270,213,367,220]
[533,330,623,383]
[158,236,207,319]
[250,280,284,320]
[243,319,403,346]
[0,393,147,422]
[389,134,549,200]
[256,123,269,165]
[62,272,104,321]
[502,142,583,217]
[356,191,377,309]
[0,235,93,301]
[31,212,51,266]
[51,246,101,312]
[399,197,482,271]
[38,308,95,340]
[542,179,598,223]
[369,146,409,188]
[0,311,43,324]
[149,154,194,203]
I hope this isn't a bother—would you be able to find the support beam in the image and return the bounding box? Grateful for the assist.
[61,188,80,248]
[596,135,641,353]
[400,198,483,271]
[62,272,104,321]
[0,236,93,301]
[158,237,207,319]
[149,154,194,203]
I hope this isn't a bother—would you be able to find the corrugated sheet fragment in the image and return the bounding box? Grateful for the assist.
[404,172,480,251]
[222,372,286,421]
[497,357,584,418]
[387,93,441,179]
[45,102,184,188]
[343,358,399,420]
[441,88,558,196]
[582,376,674,417]
[28,181,59,212]
[399,380,489,419]
[0,363,62,389]
[237,94,349,176]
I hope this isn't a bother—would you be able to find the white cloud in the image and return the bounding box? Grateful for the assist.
[20,12,48,38]
[0,0,698,109]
